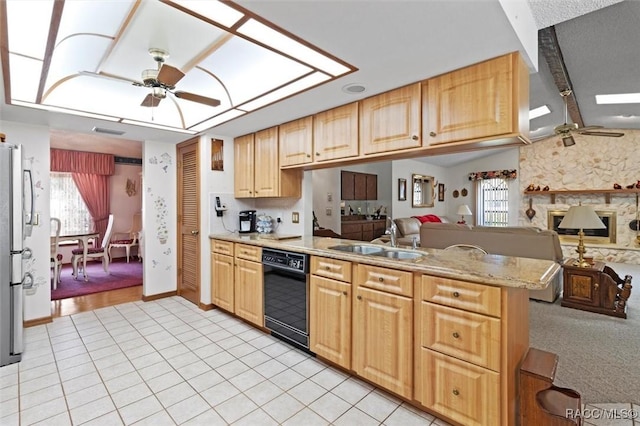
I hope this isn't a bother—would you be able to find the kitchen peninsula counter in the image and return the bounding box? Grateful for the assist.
[209,233,560,290]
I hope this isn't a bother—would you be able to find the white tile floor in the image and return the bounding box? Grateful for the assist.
[0,297,448,426]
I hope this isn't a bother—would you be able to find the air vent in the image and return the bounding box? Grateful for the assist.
[92,126,125,136]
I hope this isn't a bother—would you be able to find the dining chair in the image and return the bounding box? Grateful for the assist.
[71,214,115,277]
[50,217,62,289]
[108,212,142,263]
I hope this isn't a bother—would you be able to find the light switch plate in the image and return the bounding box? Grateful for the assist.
[326,208,332,216]
[292,212,300,223]
[327,193,332,202]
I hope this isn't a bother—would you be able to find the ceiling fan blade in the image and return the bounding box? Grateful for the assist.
[578,130,625,137]
[174,91,221,107]
[141,94,162,107]
[157,64,184,87]
[576,125,603,132]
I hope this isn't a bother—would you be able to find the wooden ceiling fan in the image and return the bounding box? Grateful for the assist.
[551,89,624,145]
[134,48,220,108]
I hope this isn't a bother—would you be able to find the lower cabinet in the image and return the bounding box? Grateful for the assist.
[234,258,263,327]
[352,265,413,399]
[211,250,234,312]
[310,275,351,369]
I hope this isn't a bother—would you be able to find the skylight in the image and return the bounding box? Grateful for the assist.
[1,0,356,134]
[595,93,640,104]
[529,105,551,120]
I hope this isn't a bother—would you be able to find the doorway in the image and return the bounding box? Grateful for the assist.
[177,138,200,305]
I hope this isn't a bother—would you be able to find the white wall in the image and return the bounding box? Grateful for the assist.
[1,121,52,322]
[311,168,340,232]
[448,148,520,225]
[142,140,177,297]
[109,163,143,259]
[391,158,448,219]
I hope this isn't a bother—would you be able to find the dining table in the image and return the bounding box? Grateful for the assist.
[56,232,100,282]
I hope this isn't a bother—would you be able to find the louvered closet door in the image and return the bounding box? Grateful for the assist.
[177,139,200,305]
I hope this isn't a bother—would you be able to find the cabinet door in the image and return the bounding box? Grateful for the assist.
[279,116,313,167]
[254,127,280,198]
[365,174,377,200]
[563,268,601,307]
[235,258,264,326]
[234,134,255,198]
[341,171,355,200]
[424,54,514,145]
[313,102,359,162]
[354,173,367,200]
[211,252,234,312]
[341,222,362,241]
[352,285,413,399]
[360,83,421,155]
[310,275,351,369]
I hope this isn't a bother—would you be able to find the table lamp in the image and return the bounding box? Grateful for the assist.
[457,204,472,224]
[558,204,605,267]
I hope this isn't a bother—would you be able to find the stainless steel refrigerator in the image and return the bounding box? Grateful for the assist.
[0,143,34,367]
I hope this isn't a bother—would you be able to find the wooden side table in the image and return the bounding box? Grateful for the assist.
[561,259,632,318]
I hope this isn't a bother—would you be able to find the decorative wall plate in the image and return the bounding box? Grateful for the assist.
[461,188,468,197]
[453,190,459,198]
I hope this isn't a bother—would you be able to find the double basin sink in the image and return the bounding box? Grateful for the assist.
[328,244,425,260]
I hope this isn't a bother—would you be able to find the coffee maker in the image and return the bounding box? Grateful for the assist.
[239,210,257,233]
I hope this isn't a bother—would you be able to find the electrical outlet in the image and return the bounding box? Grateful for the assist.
[276,212,283,223]
[327,193,332,202]
[292,212,300,223]
[326,208,332,216]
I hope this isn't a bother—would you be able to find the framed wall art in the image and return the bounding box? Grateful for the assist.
[438,183,445,201]
[211,138,224,170]
[398,178,407,201]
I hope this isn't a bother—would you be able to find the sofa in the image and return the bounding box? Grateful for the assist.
[392,215,450,246]
[419,222,564,302]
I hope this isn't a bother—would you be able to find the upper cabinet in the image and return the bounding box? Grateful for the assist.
[341,171,377,200]
[234,127,301,199]
[360,83,422,155]
[313,102,359,162]
[423,52,528,145]
[279,116,313,167]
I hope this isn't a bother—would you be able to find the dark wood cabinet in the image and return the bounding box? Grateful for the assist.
[341,218,386,241]
[341,171,377,200]
[562,259,632,318]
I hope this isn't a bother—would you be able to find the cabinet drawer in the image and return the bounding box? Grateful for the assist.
[311,256,352,283]
[355,264,413,297]
[421,276,501,317]
[419,349,499,426]
[420,302,500,371]
[211,239,234,256]
[235,244,262,262]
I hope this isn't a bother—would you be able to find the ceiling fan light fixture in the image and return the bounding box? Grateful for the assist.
[562,135,576,147]
[142,69,159,85]
[152,87,166,99]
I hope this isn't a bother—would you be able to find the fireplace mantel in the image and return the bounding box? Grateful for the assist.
[524,188,640,204]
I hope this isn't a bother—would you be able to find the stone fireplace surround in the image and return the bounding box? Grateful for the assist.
[518,129,640,264]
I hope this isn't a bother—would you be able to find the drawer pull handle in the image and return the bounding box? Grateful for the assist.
[452,389,459,396]
[378,277,384,282]
[411,135,419,141]
[357,295,362,300]
[430,131,437,137]
[452,291,460,298]
[326,266,331,270]
[452,332,460,339]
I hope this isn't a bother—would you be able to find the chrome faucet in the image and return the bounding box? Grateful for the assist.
[386,217,397,247]
[412,236,418,250]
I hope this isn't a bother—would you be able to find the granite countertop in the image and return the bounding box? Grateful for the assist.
[209,233,561,290]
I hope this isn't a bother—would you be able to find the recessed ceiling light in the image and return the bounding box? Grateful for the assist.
[529,105,551,120]
[596,93,640,104]
[342,83,366,94]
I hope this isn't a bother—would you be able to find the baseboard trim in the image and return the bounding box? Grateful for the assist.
[24,316,53,327]
[199,303,214,311]
[142,291,177,302]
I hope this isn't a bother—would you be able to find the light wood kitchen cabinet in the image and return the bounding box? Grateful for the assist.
[423,52,527,145]
[279,116,313,167]
[234,257,263,327]
[352,264,413,399]
[313,102,359,162]
[211,240,235,312]
[360,83,422,155]
[310,275,351,369]
[234,127,301,198]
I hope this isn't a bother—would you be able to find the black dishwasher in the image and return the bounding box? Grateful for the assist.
[262,248,310,350]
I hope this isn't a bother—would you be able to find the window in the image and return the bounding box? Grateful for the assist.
[50,172,91,234]
[476,178,509,226]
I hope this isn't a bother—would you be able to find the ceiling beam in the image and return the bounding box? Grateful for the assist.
[538,26,584,128]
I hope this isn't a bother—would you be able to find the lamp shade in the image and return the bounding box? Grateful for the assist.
[558,205,605,229]
[457,204,472,216]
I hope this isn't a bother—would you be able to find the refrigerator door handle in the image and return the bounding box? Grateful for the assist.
[12,276,27,355]
[23,169,34,237]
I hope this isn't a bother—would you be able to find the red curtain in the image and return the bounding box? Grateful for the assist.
[51,149,115,175]
[72,173,111,241]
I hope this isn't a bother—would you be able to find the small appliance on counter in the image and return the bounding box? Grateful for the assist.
[239,210,257,233]
[256,214,274,234]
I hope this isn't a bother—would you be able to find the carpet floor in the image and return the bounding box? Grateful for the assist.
[529,262,640,405]
[51,258,143,300]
